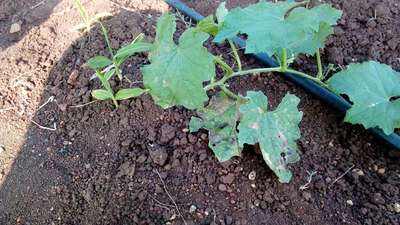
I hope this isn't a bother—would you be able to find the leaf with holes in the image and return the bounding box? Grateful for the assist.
[238,91,303,183]
[214,1,342,57]
[328,61,400,135]
[189,94,242,161]
[143,13,215,109]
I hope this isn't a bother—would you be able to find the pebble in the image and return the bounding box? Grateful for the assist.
[377,168,385,174]
[10,22,21,33]
[394,203,400,213]
[225,215,233,225]
[149,146,168,166]
[189,205,197,213]
[160,124,176,143]
[248,171,256,181]
[370,193,385,205]
[136,155,147,164]
[302,192,312,201]
[353,169,365,176]
[221,173,235,184]
[346,200,354,206]
[67,70,79,84]
[218,184,227,192]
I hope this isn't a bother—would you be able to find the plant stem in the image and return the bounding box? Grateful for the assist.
[114,64,122,80]
[284,0,310,18]
[316,49,324,80]
[228,39,242,71]
[285,68,328,88]
[112,98,119,108]
[281,48,288,71]
[214,56,234,75]
[99,22,114,58]
[204,67,282,90]
[220,86,246,102]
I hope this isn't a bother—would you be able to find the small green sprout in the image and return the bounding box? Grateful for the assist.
[71,0,111,32]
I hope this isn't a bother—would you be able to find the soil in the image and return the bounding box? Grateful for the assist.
[0,0,399,225]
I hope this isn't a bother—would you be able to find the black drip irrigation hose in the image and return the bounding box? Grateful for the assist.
[164,0,400,151]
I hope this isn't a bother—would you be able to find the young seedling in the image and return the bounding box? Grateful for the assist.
[82,0,400,182]
[71,0,111,32]
[89,69,149,108]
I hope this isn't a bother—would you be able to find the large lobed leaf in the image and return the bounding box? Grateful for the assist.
[189,94,242,161]
[143,13,215,109]
[238,91,303,183]
[213,1,342,57]
[328,61,400,135]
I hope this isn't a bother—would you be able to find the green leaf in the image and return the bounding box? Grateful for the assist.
[114,42,153,65]
[197,16,219,36]
[189,117,204,133]
[114,88,148,100]
[190,94,242,161]
[214,1,342,57]
[95,70,112,92]
[327,61,400,135]
[238,91,303,183]
[104,68,116,81]
[216,2,228,24]
[84,56,113,70]
[143,13,215,109]
[92,89,113,100]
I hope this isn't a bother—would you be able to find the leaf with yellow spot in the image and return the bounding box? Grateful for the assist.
[238,91,303,183]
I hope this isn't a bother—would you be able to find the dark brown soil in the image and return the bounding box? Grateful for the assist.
[0,1,399,225]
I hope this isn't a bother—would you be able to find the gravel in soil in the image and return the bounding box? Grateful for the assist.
[0,0,399,225]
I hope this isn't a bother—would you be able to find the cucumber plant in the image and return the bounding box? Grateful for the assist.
[81,0,400,182]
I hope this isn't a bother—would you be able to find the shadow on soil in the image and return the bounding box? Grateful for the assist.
[0,0,61,50]
[0,7,174,225]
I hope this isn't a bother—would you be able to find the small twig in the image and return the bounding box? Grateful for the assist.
[70,100,99,108]
[0,107,13,113]
[299,170,317,190]
[37,96,55,111]
[155,169,187,225]
[30,0,45,10]
[31,120,57,131]
[146,192,175,208]
[329,165,355,188]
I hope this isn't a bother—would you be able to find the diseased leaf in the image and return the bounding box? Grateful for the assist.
[84,56,112,70]
[115,88,148,100]
[143,13,215,109]
[327,61,400,135]
[238,91,303,183]
[92,89,113,100]
[214,1,342,57]
[190,94,242,161]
